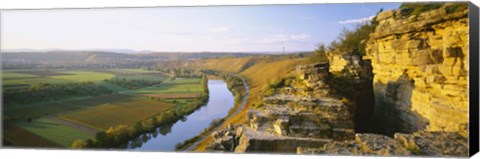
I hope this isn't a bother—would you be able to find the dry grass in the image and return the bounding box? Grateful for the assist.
[185,57,309,151]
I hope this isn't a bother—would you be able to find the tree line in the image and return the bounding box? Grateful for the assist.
[72,72,210,148]
[104,78,162,89]
[4,82,112,106]
[175,70,247,150]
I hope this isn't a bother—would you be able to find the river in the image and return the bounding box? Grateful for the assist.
[129,80,235,151]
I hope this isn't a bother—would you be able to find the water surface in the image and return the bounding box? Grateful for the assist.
[130,80,234,151]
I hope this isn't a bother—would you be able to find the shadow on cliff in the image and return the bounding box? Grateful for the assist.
[329,72,375,134]
[371,74,430,136]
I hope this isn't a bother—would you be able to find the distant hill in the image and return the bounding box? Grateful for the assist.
[0,51,274,69]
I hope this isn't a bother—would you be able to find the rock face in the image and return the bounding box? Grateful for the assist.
[206,124,240,152]
[234,126,331,153]
[394,131,468,156]
[296,62,330,89]
[327,52,373,80]
[327,52,375,133]
[205,4,469,157]
[298,134,411,156]
[206,63,356,153]
[298,131,468,157]
[365,3,469,136]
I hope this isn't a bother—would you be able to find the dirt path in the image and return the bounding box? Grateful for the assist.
[183,74,249,151]
[49,117,99,135]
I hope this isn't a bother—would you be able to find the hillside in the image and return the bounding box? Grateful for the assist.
[194,2,470,157]
[1,51,268,69]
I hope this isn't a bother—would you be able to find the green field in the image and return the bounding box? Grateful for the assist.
[2,69,168,91]
[97,81,130,92]
[124,78,203,95]
[3,125,61,147]
[2,70,115,89]
[4,94,130,119]
[113,74,169,82]
[58,96,175,130]
[3,69,203,148]
[106,68,164,74]
[49,71,115,82]
[15,118,93,147]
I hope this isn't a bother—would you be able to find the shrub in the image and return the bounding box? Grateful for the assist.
[327,8,380,56]
[444,3,468,14]
[309,43,329,63]
[72,139,86,149]
[398,2,443,17]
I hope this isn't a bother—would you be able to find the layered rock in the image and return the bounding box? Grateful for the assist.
[296,62,331,89]
[206,5,470,156]
[394,131,468,156]
[298,131,468,157]
[327,52,373,81]
[206,63,356,153]
[326,52,375,133]
[298,133,411,156]
[234,126,331,153]
[365,3,469,136]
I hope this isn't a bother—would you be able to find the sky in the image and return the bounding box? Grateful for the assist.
[1,3,401,53]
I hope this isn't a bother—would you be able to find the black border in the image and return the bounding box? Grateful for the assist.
[469,1,480,157]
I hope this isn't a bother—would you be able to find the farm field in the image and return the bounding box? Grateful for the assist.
[2,69,205,148]
[58,96,175,130]
[4,94,130,119]
[2,70,115,89]
[123,78,203,96]
[15,118,93,147]
[113,74,169,82]
[105,68,164,74]
[2,68,168,90]
[3,125,61,148]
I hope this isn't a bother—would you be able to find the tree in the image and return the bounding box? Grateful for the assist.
[310,43,328,63]
[327,9,381,55]
[72,139,86,148]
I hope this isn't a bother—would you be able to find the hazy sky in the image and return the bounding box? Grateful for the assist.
[1,3,400,52]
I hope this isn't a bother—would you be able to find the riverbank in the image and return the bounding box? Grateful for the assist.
[71,76,210,149]
[176,72,248,151]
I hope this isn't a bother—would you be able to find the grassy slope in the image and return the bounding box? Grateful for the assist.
[198,57,309,151]
[15,118,92,147]
[156,56,309,151]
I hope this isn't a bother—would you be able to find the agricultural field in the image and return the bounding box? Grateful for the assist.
[4,94,127,119]
[3,125,61,147]
[2,68,205,148]
[2,70,114,90]
[58,95,175,130]
[14,118,93,147]
[2,69,168,90]
[123,78,203,96]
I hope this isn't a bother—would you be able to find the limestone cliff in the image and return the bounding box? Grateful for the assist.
[326,52,375,133]
[365,3,469,136]
[203,3,469,157]
[206,63,356,153]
